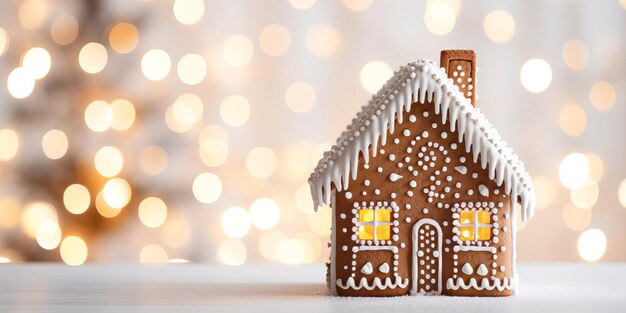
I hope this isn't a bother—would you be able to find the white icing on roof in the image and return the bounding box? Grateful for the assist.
[308,59,535,221]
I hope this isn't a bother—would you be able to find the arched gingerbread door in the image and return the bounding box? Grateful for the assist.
[411,218,443,295]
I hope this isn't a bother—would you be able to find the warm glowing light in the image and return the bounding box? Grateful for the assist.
[246,147,277,179]
[307,205,331,235]
[95,191,122,218]
[161,212,191,248]
[424,3,456,36]
[192,172,222,204]
[94,146,124,177]
[60,236,88,266]
[222,35,253,66]
[618,179,626,209]
[621,0,626,9]
[218,239,246,265]
[559,153,590,189]
[249,198,280,230]
[277,239,305,264]
[0,197,21,229]
[558,104,586,136]
[110,99,136,131]
[570,179,599,210]
[577,229,606,262]
[63,184,91,215]
[220,95,251,127]
[0,28,8,57]
[173,0,205,25]
[172,93,203,128]
[259,24,291,57]
[520,58,552,93]
[140,145,168,175]
[360,61,393,94]
[20,202,57,238]
[562,203,591,231]
[532,176,557,210]
[7,67,35,99]
[22,47,51,79]
[102,178,132,209]
[140,244,168,263]
[36,220,62,250]
[177,54,207,85]
[138,197,168,228]
[589,81,616,111]
[585,153,604,181]
[288,0,317,10]
[84,100,112,132]
[78,42,108,74]
[109,22,139,54]
[295,184,314,214]
[342,0,373,11]
[18,0,49,30]
[50,15,79,46]
[562,40,589,71]
[285,82,316,113]
[305,25,341,57]
[483,10,515,43]
[0,129,20,161]
[221,207,251,238]
[141,49,171,81]
[259,230,286,261]
[41,129,68,160]
[199,125,229,167]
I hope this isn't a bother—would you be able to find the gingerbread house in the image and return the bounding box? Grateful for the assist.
[308,50,535,297]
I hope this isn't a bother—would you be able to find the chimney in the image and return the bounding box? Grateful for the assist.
[440,50,477,106]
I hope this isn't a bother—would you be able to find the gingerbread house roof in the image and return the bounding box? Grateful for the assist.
[308,59,536,221]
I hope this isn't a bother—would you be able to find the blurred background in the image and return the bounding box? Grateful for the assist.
[0,0,624,266]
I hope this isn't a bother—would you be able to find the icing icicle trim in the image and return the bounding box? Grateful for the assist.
[446,277,513,291]
[308,59,535,221]
[337,276,409,291]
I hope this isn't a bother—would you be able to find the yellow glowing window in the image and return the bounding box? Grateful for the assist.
[357,208,391,241]
[458,210,491,241]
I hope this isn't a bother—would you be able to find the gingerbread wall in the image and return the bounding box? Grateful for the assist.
[332,95,515,297]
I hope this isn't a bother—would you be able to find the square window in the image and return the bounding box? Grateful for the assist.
[358,225,374,240]
[477,226,491,240]
[356,207,393,241]
[376,209,390,222]
[457,209,492,242]
[459,226,474,241]
[359,209,374,223]
[460,211,474,224]
[376,225,391,240]
[477,211,491,224]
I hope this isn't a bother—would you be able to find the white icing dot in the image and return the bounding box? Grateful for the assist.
[345,192,352,199]
[374,189,380,195]
[455,166,467,174]
[423,111,429,117]
[467,189,473,196]
[409,180,417,188]
[342,246,348,251]
[364,180,370,186]
[431,123,437,129]
[422,208,429,214]
[479,184,489,197]
[409,115,417,123]
[403,129,411,137]
[441,132,447,139]
[389,154,396,161]
[377,167,383,173]
[422,131,429,138]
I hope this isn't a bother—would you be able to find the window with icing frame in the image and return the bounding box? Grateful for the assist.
[357,207,392,241]
[458,210,492,241]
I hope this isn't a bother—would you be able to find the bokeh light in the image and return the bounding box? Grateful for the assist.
[558,104,586,136]
[199,125,229,167]
[285,82,316,113]
[78,42,108,74]
[259,230,286,261]
[585,153,604,182]
[589,81,616,111]
[532,176,557,210]
[7,67,35,99]
[222,35,253,66]
[140,145,169,176]
[305,25,341,57]
[177,54,207,85]
[173,0,205,25]
[307,204,331,235]
[249,198,280,230]
[138,197,168,228]
[18,0,48,30]
[562,40,589,71]
[0,197,21,229]
[94,146,124,177]
[60,236,88,266]
[618,179,626,209]
[246,147,278,179]
[110,99,136,131]
[161,212,191,248]
[218,239,246,265]
[295,183,314,214]
[50,14,79,46]
[562,203,591,231]
[342,0,373,11]
[520,58,552,93]
[570,179,599,210]
[277,238,305,264]
[577,229,606,262]
[559,153,590,189]
[102,178,132,209]
[95,191,122,218]
[360,61,393,94]
[63,184,91,215]
[259,24,291,57]
[84,100,113,132]
[22,47,51,79]
[109,22,139,54]
[221,207,251,238]
[41,129,68,160]
[0,27,8,57]
[220,95,251,127]
[424,2,456,36]
[36,220,62,250]
[141,49,171,81]
[140,244,168,263]
[0,129,20,161]
[288,0,317,10]
[192,172,222,204]
[20,202,58,238]
[483,10,515,43]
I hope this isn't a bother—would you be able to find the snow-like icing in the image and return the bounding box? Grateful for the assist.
[337,277,409,291]
[308,59,535,221]
[446,277,513,291]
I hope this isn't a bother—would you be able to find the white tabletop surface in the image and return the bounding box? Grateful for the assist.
[0,263,624,312]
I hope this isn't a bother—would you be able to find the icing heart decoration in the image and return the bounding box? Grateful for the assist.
[361,262,373,275]
[379,263,390,274]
